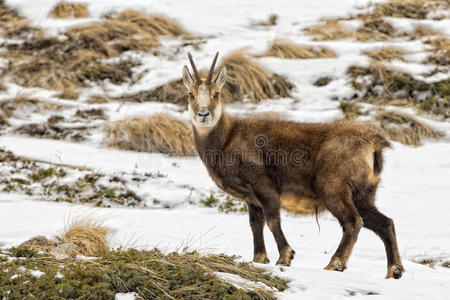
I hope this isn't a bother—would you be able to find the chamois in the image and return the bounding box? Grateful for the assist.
[182,52,404,279]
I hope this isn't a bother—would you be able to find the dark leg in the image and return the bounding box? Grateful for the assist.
[322,189,363,272]
[357,205,404,279]
[253,188,295,266]
[248,204,269,264]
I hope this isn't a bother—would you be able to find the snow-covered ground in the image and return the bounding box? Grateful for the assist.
[1,0,450,299]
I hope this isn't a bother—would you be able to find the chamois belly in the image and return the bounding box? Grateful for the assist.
[280,193,325,215]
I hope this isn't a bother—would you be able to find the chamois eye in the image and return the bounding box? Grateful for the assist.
[188,92,194,99]
[213,92,219,98]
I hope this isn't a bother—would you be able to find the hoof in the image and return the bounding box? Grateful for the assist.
[253,253,270,264]
[276,248,295,266]
[324,257,346,272]
[386,264,404,279]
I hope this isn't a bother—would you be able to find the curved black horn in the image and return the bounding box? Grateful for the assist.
[188,52,201,84]
[206,52,219,84]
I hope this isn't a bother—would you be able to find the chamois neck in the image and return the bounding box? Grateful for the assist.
[193,111,232,152]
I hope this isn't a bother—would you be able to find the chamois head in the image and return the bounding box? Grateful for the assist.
[182,52,227,130]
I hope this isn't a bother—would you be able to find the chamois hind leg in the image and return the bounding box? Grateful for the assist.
[355,201,404,279]
[248,204,269,264]
[322,187,363,272]
[253,187,295,266]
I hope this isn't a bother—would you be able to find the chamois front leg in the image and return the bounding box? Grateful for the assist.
[248,204,269,264]
[253,187,295,266]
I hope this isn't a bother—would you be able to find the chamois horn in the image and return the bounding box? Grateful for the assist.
[206,52,219,84]
[188,52,201,84]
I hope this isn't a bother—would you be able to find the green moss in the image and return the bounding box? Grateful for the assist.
[218,197,248,213]
[29,167,66,182]
[348,65,450,118]
[200,194,220,207]
[419,97,450,118]
[0,248,288,299]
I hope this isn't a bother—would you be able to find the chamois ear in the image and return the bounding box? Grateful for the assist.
[214,66,227,89]
[182,65,194,89]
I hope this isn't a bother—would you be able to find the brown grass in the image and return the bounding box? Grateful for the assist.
[376,110,442,146]
[356,16,396,41]
[263,40,336,59]
[364,47,405,61]
[0,6,190,94]
[19,217,110,257]
[87,94,109,104]
[412,25,441,38]
[0,0,43,39]
[373,0,449,20]
[60,218,110,256]
[220,49,292,103]
[50,2,88,18]
[55,88,79,100]
[305,19,355,41]
[104,114,196,156]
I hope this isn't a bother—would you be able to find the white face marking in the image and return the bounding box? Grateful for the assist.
[197,84,210,108]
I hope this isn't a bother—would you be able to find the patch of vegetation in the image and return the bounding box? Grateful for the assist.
[263,40,336,59]
[200,194,220,207]
[0,247,288,299]
[0,2,193,94]
[0,149,144,208]
[74,108,106,120]
[364,47,405,61]
[117,49,294,104]
[375,110,443,146]
[348,62,450,118]
[14,122,87,141]
[339,101,365,120]
[356,16,395,41]
[218,197,248,214]
[374,0,449,20]
[419,97,450,118]
[46,174,143,207]
[304,19,355,41]
[255,14,278,27]
[30,167,66,182]
[104,114,196,156]
[50,2,88,19]
[313,76,332,87]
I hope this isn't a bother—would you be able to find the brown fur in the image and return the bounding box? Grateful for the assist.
[184,54,404,279]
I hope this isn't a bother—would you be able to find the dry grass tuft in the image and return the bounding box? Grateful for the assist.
[55,88,79,100]
[0,0,43,39]
[364,47,405,61]
[424,36,450,66]
[60,218,110,256]
[413,25,441,38]
[356,16,396,41]
[50,2,88,18]
[221,49,292,103]
[263,40,336,59]
[19,217,110,257]
[374,0,449,20]
[87,94,109,104]
[376,110,442,146]
[305,19,355,41]
[104,114,196,156]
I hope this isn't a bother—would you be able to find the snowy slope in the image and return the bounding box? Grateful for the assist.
[1,0,449,299]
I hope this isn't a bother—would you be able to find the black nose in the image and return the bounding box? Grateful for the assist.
[198,111,210,117]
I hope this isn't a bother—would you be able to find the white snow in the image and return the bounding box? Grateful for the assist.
[0,0,449,299]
